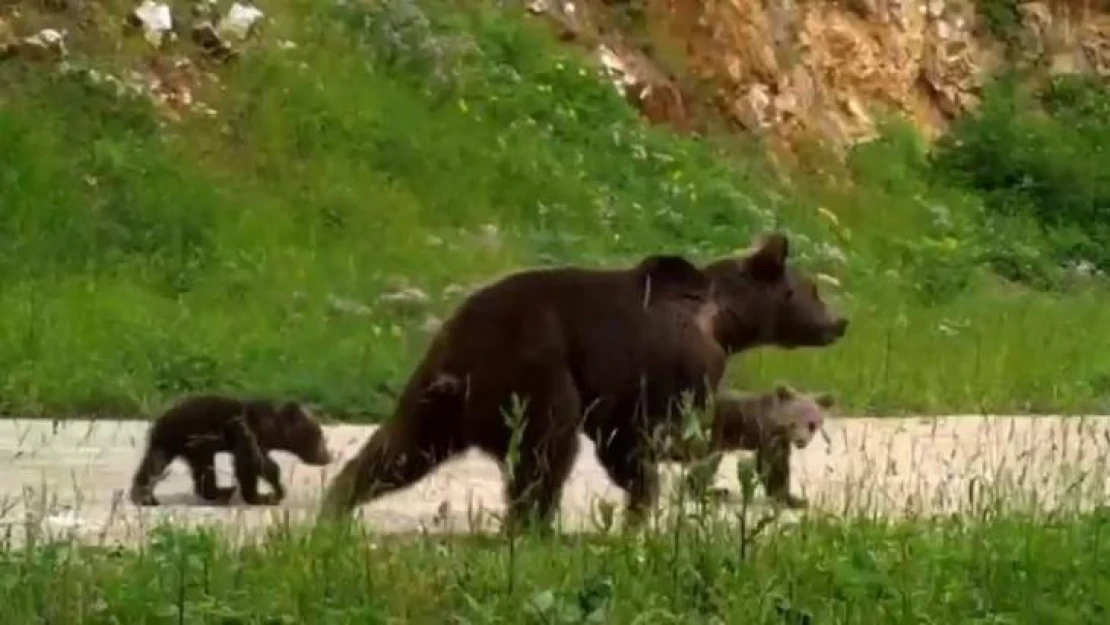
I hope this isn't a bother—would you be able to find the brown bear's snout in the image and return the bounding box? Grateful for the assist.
[830,317,849,339]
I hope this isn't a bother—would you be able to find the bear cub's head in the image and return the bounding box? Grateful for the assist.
[769,382,835,449]
[269,401,333,466]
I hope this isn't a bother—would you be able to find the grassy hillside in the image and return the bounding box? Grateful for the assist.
[2,0,1110,419]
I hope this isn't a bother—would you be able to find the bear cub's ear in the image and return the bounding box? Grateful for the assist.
[813,392,835,409]
[773,381,796,402]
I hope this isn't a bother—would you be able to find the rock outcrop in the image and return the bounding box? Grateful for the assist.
[530,0,1110,154]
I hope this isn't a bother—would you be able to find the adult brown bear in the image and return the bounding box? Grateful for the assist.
[317,232,848,530]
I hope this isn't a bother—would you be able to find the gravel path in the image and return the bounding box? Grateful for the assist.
[2,415,1109,547]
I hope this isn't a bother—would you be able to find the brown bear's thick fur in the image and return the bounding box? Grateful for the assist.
[129,395,333,506]
[317,232,848,530]
[659,383,835,508]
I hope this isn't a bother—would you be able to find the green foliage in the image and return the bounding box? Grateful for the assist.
[7,509,1110,622]
[931,74,1110,277]
[974,0,1024,49]
[0,0,1109,417]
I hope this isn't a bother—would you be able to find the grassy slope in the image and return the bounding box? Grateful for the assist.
[1,0,1109,422]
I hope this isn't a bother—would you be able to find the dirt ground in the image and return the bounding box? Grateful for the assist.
[2,415,1110,547]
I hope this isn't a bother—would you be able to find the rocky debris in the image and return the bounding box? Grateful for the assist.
[190,1,264,61]
[420,315,443,335]
[524,0,693,131]
[379,287,431,311]
[1080,20,1110,77]
[59,62,147,100]
[640,0,1000,151]
[57,55,219,120]
[0,17,14,59]
[11,27,67,62]
[920,2,982,119]
[190,21,235,61]
[527,0,589,42]
[118,0,267,61]
[218,2,264,41]
[140,55,220,119]
[327,294,375,318]
[126,0,174,47]
[442,283,467,299]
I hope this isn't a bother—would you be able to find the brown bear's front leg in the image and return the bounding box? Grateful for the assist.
[593,425,660,529]
[755,438,807,509]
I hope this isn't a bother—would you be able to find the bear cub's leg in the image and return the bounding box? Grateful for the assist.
[233,451,284,505]
[756,438,808,509]
[186,449,237,504]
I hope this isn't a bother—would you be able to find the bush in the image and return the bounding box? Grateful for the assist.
[930,74,1110,279]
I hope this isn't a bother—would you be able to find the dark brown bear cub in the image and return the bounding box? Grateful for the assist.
[129,395,333,506]
[661,383,834,509]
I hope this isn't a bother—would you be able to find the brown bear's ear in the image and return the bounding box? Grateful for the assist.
[741,232,789,281]
[773,382,796,401]
[814,392,835,409]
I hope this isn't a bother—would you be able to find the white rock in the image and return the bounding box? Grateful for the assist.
[21,28,67,60]
[132,0,173,47]
[218,2,264,41]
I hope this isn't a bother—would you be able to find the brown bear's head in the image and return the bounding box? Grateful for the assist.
[703,232,848,353]
[771,382,835,449]
[274,401,333,466]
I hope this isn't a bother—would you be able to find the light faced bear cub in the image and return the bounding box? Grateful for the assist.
[129,394,333,506]
[659,383,834,509]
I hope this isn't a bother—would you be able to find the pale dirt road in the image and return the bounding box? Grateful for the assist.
[3,415,1110,547]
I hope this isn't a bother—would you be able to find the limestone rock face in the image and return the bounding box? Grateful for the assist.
[535,0,1110,152]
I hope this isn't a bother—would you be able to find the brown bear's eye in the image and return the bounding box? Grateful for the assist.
[807,422,817,432]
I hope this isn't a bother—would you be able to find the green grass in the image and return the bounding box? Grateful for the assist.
[1,0,1109,421]
[9,505,1110,623]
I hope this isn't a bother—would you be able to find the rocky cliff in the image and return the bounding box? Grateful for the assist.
[529,0,1110,154]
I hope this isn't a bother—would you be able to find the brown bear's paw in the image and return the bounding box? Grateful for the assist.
[241,492,283,506]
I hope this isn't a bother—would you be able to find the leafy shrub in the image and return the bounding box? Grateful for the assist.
[930,74,1110,279]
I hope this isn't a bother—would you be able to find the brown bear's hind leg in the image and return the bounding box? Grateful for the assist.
[593,424,660,530]
[129,447,173,506]
[317,418,467,523]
